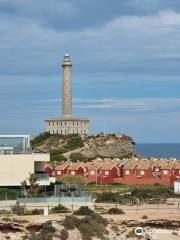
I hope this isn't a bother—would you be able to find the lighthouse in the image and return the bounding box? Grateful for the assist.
[45,54,90,135]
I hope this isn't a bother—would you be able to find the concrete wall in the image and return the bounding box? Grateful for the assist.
[0,153,50,186]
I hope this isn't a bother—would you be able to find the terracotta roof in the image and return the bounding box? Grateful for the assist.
[67,163,84,171]
[55,163,70,171]
[151,160,164,168]
[161,161,175,170]
[136,161,151,170]
[173,161,180,169]
[88,161,102,170]
[100,162,117,170]
[80,162,93,168]
[124,161,137,170]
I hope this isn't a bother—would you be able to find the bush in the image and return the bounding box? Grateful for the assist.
[51,204,69,213]
[11,203,25,215]
[65,135,84,151]
[0,188,18,200]
[61,175,87,187]
[60,229,69,240]
[141,215,148,219]
[73,206,94,216]
[69,152,86,162]
[29,221,56,240]
[31,132,51,146]
[79,216,108,240]
[62,215,82,230]
[31,209,43,215]
[107,208,125,215]
[62,213,108,240]
[50,154,67,162]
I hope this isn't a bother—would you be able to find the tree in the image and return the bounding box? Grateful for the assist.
[21,173,41,197]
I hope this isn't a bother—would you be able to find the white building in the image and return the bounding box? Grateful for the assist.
[174,181,180,194]
[0,153,51,187]
[0,135,53,187]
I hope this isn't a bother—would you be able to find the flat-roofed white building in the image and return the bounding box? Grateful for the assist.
[174,180,180,194]
[0,153,51,186]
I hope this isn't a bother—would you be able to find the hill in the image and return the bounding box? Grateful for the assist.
[31,133,135,161]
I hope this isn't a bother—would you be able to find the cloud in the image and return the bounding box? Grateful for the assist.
[1,8,180,76]
[40,97,180,114]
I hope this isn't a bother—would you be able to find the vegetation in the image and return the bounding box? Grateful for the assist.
[60,175,87,187]
[64,135,84,151]
[11,202,25,215]
[84,183,131,192]
[62,213,108,240]
[95,185,177,203]
[51,204,69,213]
[69,152,86,162]
[28,221,56,240]
[0,188,18,200]
[50,154,67,162]
[73,206,95,216]
[31,209,43,215]
[21,173,41,197]
[31,132,51,146]
[107,208,125,215]
[59,229,69,240]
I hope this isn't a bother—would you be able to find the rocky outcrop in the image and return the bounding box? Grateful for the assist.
[79,134,135,158]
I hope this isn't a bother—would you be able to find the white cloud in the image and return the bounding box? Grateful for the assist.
[42,97,180,113]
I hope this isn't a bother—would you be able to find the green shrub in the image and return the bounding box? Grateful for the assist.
[60,229,69,240]
[50,154,67,162]
[65,135,84,151]
[29,221,56,240]
[11,203,25,215]
[79,216,108,240]
[31,209,43,215]
[62,215,82,230]
[61,175,87,187]
[0,188,18,200]
[31,132,51,146]
[51,204,69,213]
[73,206,94,216]
[107,208,125,215]
[69,152,86,162]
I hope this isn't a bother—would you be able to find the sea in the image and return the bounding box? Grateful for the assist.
[135,143,180,159]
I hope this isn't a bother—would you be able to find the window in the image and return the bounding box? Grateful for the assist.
[71,171,75,175]
[90,170,95,175]
[179,170,180,174]
[105,170,109,175]
[155,168,159,172]
[140,170,145,175]
[163,170,168,175]
[57,171,61,175]
[125,170,130,175]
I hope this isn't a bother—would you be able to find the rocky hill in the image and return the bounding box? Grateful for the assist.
[31,133,135,161]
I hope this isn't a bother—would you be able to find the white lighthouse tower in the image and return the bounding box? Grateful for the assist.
[45,54,90,135]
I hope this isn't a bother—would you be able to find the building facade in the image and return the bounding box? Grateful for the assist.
[0,153,51,186]
[45,54,90,135]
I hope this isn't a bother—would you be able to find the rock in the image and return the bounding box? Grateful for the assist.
[0,222,24,232]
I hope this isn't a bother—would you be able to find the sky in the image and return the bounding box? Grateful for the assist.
[0,0,180,143]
